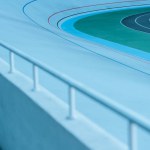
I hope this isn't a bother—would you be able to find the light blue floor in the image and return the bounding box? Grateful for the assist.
[0,0,150,149]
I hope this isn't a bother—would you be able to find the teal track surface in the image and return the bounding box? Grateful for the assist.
[0,0,150,149]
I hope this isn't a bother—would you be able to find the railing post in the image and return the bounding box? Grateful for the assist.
[128,121,137,150]
[68,86,76,119]
[9,51,15,73]
[33,64,39,91]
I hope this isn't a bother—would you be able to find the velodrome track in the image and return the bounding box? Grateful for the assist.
[122,11,150,33]
[0,0,150,149]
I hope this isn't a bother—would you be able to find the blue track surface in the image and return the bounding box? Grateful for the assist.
[60,8,150,62]
[0,0,150,149]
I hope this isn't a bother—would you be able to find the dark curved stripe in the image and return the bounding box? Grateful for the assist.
[23,1,150,75]
[136,12,150,28]
[48,0,149,23]
[122,11,150,33]
[57,4,150,29]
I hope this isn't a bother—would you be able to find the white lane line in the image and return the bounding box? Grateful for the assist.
[135,13,150,29]
[120,14,149,35]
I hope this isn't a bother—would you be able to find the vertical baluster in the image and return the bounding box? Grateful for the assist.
[9,51,15,73]
[33,64,39,91]
[128,121,137,150]
[69,86,76,119]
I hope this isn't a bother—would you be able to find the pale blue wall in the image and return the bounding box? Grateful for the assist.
[0,74,88,150]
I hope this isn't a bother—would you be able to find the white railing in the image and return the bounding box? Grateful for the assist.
[0,42,150,150]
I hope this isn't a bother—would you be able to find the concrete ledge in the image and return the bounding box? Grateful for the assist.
[0,59,126,150]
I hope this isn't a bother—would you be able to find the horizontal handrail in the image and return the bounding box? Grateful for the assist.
[0,41,150,149]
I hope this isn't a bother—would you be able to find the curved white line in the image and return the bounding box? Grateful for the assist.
[135,13,150,29]
[23,0,150,67]
[120,14,149,35]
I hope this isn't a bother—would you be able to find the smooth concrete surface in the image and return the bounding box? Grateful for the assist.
[0,0,150,149]
[0,59,126,150]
